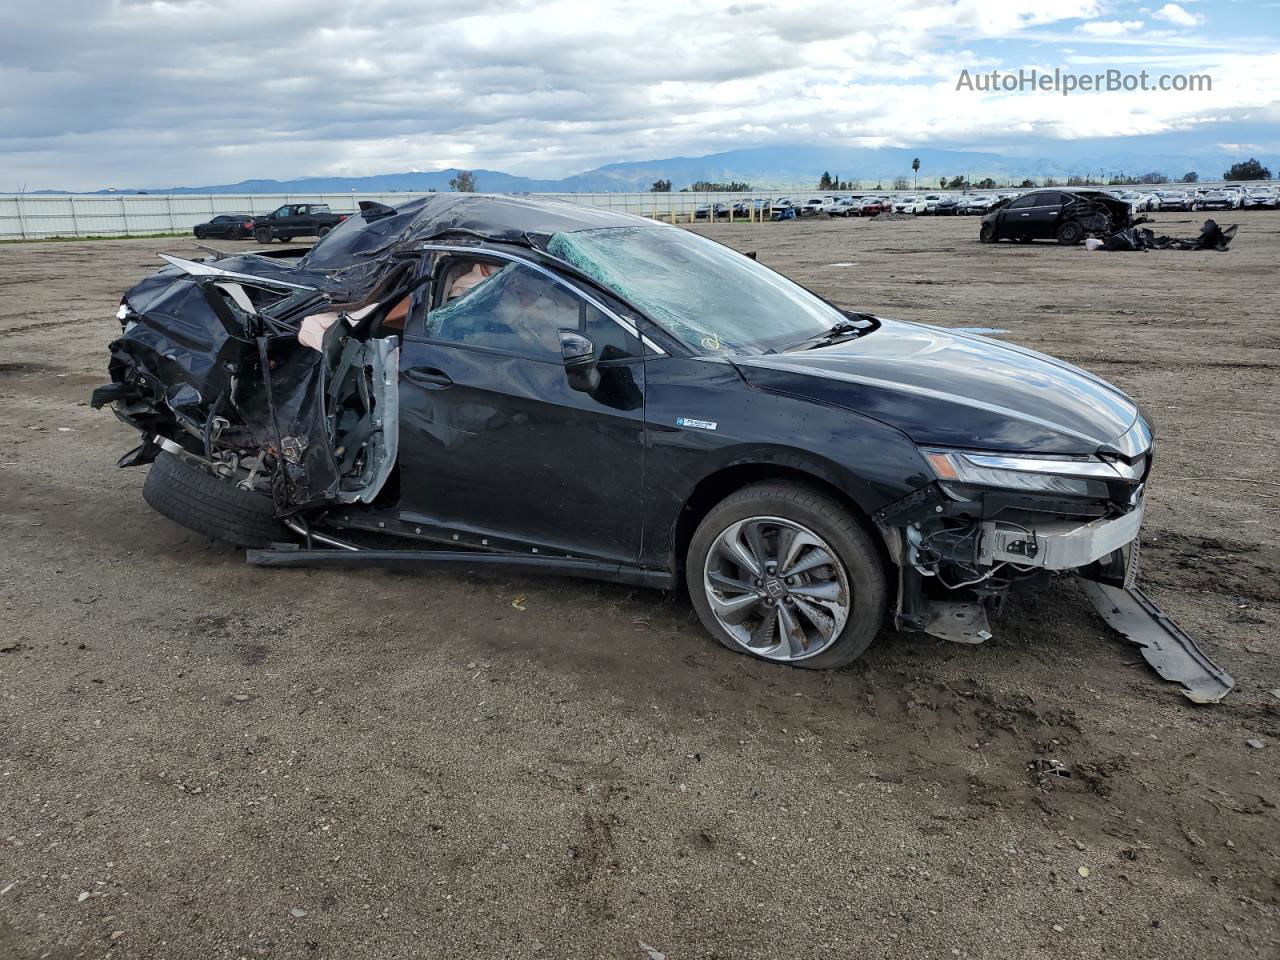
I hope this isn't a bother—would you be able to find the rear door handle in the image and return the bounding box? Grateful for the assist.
[404,367,453,389]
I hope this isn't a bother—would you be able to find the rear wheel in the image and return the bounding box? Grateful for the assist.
[686,482,886,669]
[316,224,333,238]
[1055,221,1084,245]
[229,227,245,240]
[254,227,274,244]
[143,451,287,548]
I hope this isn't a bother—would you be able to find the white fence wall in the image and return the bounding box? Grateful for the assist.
[0,191,781,240]
[0,182,1271,240]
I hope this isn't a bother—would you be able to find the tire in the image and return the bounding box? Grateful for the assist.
[979,222,995,243]
[193,227,206,239]
[316,224,332,238]
[1055,221,1084,245]
[229,227,244,240]
[143,451,287,548]
[685,482,887,669]
[254,227,274,244]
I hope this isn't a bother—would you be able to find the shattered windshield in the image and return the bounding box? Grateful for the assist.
[547,226,848,355]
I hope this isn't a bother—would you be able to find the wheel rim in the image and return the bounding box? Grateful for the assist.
[702,516,851,661]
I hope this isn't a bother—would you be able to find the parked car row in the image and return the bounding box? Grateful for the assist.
[696,183,1279,226]
[1109,184,1278,212]
[191,203,351,243]
[694,192,1016,221]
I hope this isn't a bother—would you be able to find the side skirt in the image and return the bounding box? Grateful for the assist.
[245,544,675,590]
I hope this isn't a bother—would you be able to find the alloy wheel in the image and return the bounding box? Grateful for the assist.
[702,516,851,661]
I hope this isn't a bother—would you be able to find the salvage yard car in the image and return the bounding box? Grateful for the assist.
[1194,188,1238,212]
[1152,190,1193,212]
[980,189,1135,245]
[193,214,254,241]
[91,195,1230,700]
[1241,186,1277,209]
[958,195,997,215]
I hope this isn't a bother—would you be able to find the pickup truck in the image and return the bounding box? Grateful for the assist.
[251,204,349,244]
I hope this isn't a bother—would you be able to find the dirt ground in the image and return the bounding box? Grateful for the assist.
[1,212,1278,960]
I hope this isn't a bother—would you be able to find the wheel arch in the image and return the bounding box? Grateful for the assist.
[669,458,898,593]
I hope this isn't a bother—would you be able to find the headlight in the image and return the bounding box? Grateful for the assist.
[921,448,1132,498]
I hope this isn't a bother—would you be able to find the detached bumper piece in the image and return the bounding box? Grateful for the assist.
[1078,579,1234,704]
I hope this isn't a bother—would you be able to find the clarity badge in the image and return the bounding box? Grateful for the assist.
[676,417,718,431]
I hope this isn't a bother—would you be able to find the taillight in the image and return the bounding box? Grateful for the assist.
[244,221,252,229]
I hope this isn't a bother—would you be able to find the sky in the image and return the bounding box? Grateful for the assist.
[1,0,1277,191]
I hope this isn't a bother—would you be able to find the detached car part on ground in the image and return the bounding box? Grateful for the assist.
[92,195,1232,702]
[980,190,1139,245]
[1087,219,1238,253]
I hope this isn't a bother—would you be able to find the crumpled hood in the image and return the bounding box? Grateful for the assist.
[732,318,1141,455]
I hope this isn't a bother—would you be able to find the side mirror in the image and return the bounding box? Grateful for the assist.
[559,329,600,393]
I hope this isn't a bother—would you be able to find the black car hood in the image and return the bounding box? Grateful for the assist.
[732,318,1140,455]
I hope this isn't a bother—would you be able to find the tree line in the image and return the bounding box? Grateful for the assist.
[437,158,1275,195]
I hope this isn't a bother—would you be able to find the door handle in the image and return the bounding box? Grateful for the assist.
[404,367,453,389]
[1019,212,1030,217]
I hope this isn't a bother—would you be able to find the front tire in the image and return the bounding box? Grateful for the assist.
[686,482,887,669]
[316,224,333,238]
[143,451,287,548]
[979,222,995,243]
[193,227,206,239]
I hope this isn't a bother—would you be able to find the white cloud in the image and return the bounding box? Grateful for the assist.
[1079,19,1144,37]
[1153,3,1204,27]
[0,0,1270,190]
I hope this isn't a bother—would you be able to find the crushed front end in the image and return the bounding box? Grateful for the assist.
[872,424,1233,702]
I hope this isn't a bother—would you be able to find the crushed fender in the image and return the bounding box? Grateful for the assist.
[1078,578,1234,704]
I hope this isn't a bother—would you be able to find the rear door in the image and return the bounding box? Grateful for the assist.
[1028,192,1065,237]
[396,252,648,562]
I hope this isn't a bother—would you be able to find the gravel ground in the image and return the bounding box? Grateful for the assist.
[1,212,1278,959]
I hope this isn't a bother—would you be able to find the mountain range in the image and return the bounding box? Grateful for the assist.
[33,141,1259,194]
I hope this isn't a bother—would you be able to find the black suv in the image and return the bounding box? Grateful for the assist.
[980,190,1133,245]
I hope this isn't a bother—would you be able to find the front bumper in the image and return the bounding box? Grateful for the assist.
[978,505,1143,570]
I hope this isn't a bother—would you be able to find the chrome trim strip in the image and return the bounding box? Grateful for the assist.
[418,243,665,355]
[960,451,1138,481]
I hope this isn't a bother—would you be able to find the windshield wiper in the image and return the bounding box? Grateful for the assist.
[783,320,866,352]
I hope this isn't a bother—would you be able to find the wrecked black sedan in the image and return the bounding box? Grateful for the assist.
[980,189,1136,245]
[93,195,1230,699]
